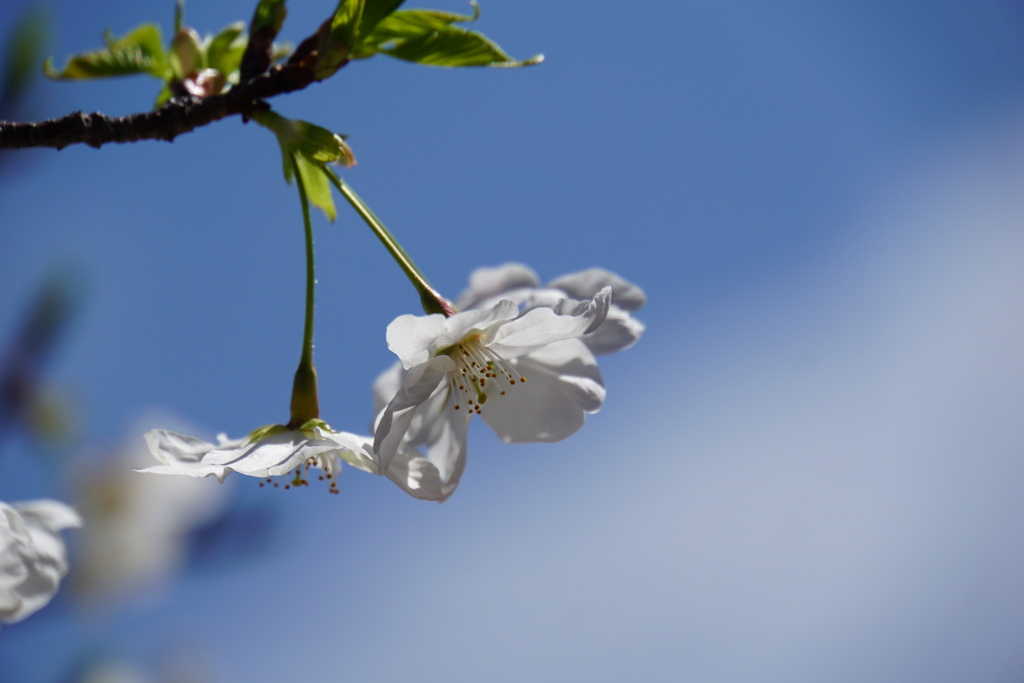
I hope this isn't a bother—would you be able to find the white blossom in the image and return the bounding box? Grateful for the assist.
[373,288,611,499]
[0,499,81,625]
[138,423,377,494]
[74,419,230,603]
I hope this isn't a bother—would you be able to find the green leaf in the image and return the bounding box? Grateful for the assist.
[329,0,365,49]
[317,0,404,77]
[357,4,542,66]
[205,22,247,77]
[153,82,173,108]
[250,0,288,36]
[294,153,336,221]
[45,23,167,80]
[359,0,406,36]
[252,109,355,221]
[243,0,288,80]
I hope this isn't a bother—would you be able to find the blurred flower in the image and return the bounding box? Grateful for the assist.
[457,263,646,355]
[138,423,377,494]
[0,498,80,626]
[73,421,231,604]
[373,288,611,498]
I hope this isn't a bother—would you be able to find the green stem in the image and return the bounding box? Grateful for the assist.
[289,152,320,427]
[325,169,455,316]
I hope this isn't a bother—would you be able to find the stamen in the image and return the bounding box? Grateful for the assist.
[444,335,525,415]
[256,455,342,494]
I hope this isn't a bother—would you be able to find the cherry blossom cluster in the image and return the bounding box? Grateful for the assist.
[139,264,645,502]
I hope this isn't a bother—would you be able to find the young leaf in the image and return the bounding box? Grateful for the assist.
[153,82,173,109]
[359,0,406,36]
[205,22,247,78]
[252,109,355,221]
[45,23,168,80]
[250,0,288,37]
[241,0,288,80]
[329,0,366,50]
[316,0,402,78]
[294,153,337,221]
[357,5,541,66]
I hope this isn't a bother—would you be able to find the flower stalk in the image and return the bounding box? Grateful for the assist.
[289,151,321,427]
[326,170,455,317]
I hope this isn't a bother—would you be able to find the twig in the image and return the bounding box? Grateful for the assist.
[0,62,316,151]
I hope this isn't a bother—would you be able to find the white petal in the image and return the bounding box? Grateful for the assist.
[0,499,79,625]
[384,412,468,502]
[385,312,449,369]
[374,356,453,472]
[138,430,231,482]
[581,305,646,355]
[12,500,82,534]
[203,431,339,478]
[456,263,540,309]
[487,288,610,358]
[548,268,647,311]
[386,300,520,368]
[135,461,231,482]
[481,339,605,443]
[373,364,470,501]
[372,361,406,416]
[323,431,379,474]
[144,430,217,466]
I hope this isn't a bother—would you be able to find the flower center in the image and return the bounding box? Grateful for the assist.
[444,335,526,415]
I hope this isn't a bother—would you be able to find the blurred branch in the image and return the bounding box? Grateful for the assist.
[0,268,83,447]
[0,60,316,150]
[0,5,50,122]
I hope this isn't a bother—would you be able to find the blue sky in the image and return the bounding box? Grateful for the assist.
[2,1,1024,681]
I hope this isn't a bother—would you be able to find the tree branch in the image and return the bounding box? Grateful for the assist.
[0,62,316,151]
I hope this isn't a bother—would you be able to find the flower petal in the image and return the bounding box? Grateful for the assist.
[324,431,379,474]
[373,356,454,472]
[487,287,610,358]
[0,499,79,625]
[384,410,468,502]
[456,263,540,310]
[203,431,341,478]
[548,268,646,312]
[385,312,449,369]
[481,339,605,443]
[139,431,231,482]
[386,299,520,368]
[581,305,646,355]
[372,361,405,416]
[372,359,470,501]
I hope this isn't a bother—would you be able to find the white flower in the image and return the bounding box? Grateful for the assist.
[457,264,646,355]
[138,423,377,494]
[0,498,81,625]
[373,288,611,492]
[74,418,230,604]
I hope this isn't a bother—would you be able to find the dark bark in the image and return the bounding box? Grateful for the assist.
[0,62,316,151]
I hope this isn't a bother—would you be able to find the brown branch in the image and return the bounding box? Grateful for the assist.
[0,62,317,151]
